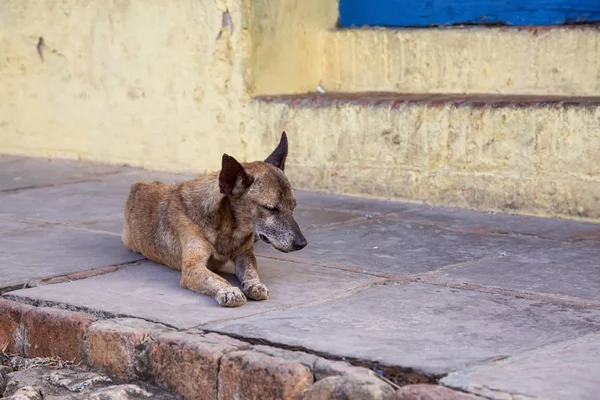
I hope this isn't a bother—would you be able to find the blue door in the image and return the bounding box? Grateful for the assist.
[339,0,600,27]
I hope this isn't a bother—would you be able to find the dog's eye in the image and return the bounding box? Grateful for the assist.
[262,205,279,213]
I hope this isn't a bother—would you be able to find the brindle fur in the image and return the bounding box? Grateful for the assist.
[121,133,307,307]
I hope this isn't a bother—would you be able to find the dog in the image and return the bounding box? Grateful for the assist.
[121,132,307,307]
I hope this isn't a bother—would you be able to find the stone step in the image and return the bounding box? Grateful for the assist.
[320,26,600,96]
[246,93,600,220]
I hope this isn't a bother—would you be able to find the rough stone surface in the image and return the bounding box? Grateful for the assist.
[302,375,394,400]
[87,318,172,379]
[150,332,248,400]
[0,366,10,393]
[441,333,600,400]
[3,367,108,398]
[433,241,600,302]
[2,366,176,400]
[218,350,314,400]
[4,385,43,400]
[0,300,33,354]
[0,224,144,289]
[8,259,382,329]
[22,308,96,361]
[256,218,555,275]
[393,384,482,400]
[207,283,600,375]
[85,384,152,399]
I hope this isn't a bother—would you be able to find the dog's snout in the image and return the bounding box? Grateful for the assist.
[293,236,307,251]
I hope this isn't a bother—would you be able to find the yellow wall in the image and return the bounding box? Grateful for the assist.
[0,0,338,171]
[321,27,600,96]
[249,0,338,95]
[1,0,599,221]
[245,97,600,220]
[1,0,250,172]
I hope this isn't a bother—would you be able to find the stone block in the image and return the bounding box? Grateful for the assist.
[23,307,96,361]
[0,300,32,355]
[87,318,171,379]
[150,332,247,400]
[394,384,482,400]
[218,350,314,400]
[302,375,394,400]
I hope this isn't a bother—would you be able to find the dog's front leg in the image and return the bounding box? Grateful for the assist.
[180,240,246,307]
[235,250,269,301]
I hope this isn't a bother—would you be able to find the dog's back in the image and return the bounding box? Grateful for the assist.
[122,180,172,262]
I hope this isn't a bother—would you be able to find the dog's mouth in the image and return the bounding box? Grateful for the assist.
[258,234,271,244]
[257,233,292,253]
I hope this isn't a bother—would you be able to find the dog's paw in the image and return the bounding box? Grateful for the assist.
[215,287,247,307]
[243,282,269,301]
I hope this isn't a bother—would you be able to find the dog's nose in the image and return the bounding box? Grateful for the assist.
[293,236,307,250]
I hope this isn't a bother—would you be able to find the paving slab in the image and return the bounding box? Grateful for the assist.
[256,218,557,276]
[69,214,126,235]
[0,224,144,289]
[391,205,600,242]
[205,283,600,375]
[0,170,193,223]
[5,259,383,329]
[432,241,600,303]
[0,217,43,234]
[294,190,415,215]
[0,156,127,192]
[441,333,600,400]
[292,208,363,231]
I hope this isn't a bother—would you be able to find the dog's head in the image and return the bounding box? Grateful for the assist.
[218,132,307,253]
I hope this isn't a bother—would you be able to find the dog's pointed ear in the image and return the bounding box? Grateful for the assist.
[264,131,288,171]
[219,154,254,197]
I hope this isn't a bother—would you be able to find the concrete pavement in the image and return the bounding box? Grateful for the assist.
[1,155,599,399]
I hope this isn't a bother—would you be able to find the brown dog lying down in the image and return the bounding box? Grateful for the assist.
[121,132,307,307]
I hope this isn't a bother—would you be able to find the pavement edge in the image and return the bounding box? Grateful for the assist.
[0,299,485,400]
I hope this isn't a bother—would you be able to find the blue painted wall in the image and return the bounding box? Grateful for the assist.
[339,0,600,27]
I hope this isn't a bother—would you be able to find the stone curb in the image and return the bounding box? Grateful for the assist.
[0,299,481,400]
